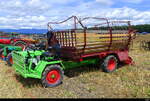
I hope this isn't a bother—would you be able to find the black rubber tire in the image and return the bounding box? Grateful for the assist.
[6,53,13,66]
[41,65,64,88]
[13,41,27,49]
[101,55,118,73]
[0,49,4,59]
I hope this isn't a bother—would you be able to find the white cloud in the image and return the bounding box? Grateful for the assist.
[0,0,149,29]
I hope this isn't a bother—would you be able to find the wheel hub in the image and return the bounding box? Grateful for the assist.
[1,54,5,59]
[107,58,116,71]
[46,69,60,84]
[9,57,13,64]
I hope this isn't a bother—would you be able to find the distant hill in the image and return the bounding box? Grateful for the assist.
[0,29,48,34]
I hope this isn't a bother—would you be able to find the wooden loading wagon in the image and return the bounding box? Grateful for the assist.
[47,16,136,61]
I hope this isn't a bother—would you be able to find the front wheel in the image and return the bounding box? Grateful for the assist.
[41,65,64,88]
[101,55,118,73]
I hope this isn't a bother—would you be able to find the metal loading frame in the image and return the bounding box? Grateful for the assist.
[47,16,136,61]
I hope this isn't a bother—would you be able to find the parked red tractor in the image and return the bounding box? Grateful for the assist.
[0,35,39,66]
[0,36,38,49]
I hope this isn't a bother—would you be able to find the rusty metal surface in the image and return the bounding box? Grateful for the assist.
[47,16,136,60]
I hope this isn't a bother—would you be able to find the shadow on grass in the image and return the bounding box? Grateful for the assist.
[64,64,101,78]
[14,64,100,88]
[64,62,129,78]
[15,74,41,88]
[14,63,127,88]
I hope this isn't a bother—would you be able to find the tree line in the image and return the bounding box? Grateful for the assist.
[87,24,150,33]
[0,24,150,34]
[131,24,150,33]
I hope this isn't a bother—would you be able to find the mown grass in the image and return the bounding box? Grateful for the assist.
[0,34,150,98]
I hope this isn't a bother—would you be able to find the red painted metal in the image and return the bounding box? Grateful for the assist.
[107,58,116,71]
[46,69,60,84]
[1,54,5,59]
[47,16,136,64]
[79,58,83,62]
[81,50,134,64]
[127,29,135,48]
[117,50,129,61]
[74,30,77,47]
[62,32,65,46]
[47,16,84,30]
[0,37,37,46]
[124,56,135,65]
[9,57,13,64]
[82,28,86,54]
[71,31,74,47]
[0,38,12,44]
[68,30,71,47]
[108,26,113,51]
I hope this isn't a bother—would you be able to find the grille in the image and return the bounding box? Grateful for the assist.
[12,51,26,71]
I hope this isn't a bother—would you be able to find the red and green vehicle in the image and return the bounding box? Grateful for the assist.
[0,36,38,66]
[12,16,136,87]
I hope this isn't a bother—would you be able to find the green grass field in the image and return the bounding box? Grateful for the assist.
[0,34,150,98]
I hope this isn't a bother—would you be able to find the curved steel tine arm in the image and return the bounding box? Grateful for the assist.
[47,16,85,30]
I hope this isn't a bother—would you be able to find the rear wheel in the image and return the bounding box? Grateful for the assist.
[6,53,13,66]
[13,41,27,50]
[101,55,118,73]
[41,65,64,88]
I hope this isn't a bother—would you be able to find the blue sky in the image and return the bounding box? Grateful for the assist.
[0,0,149,29]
